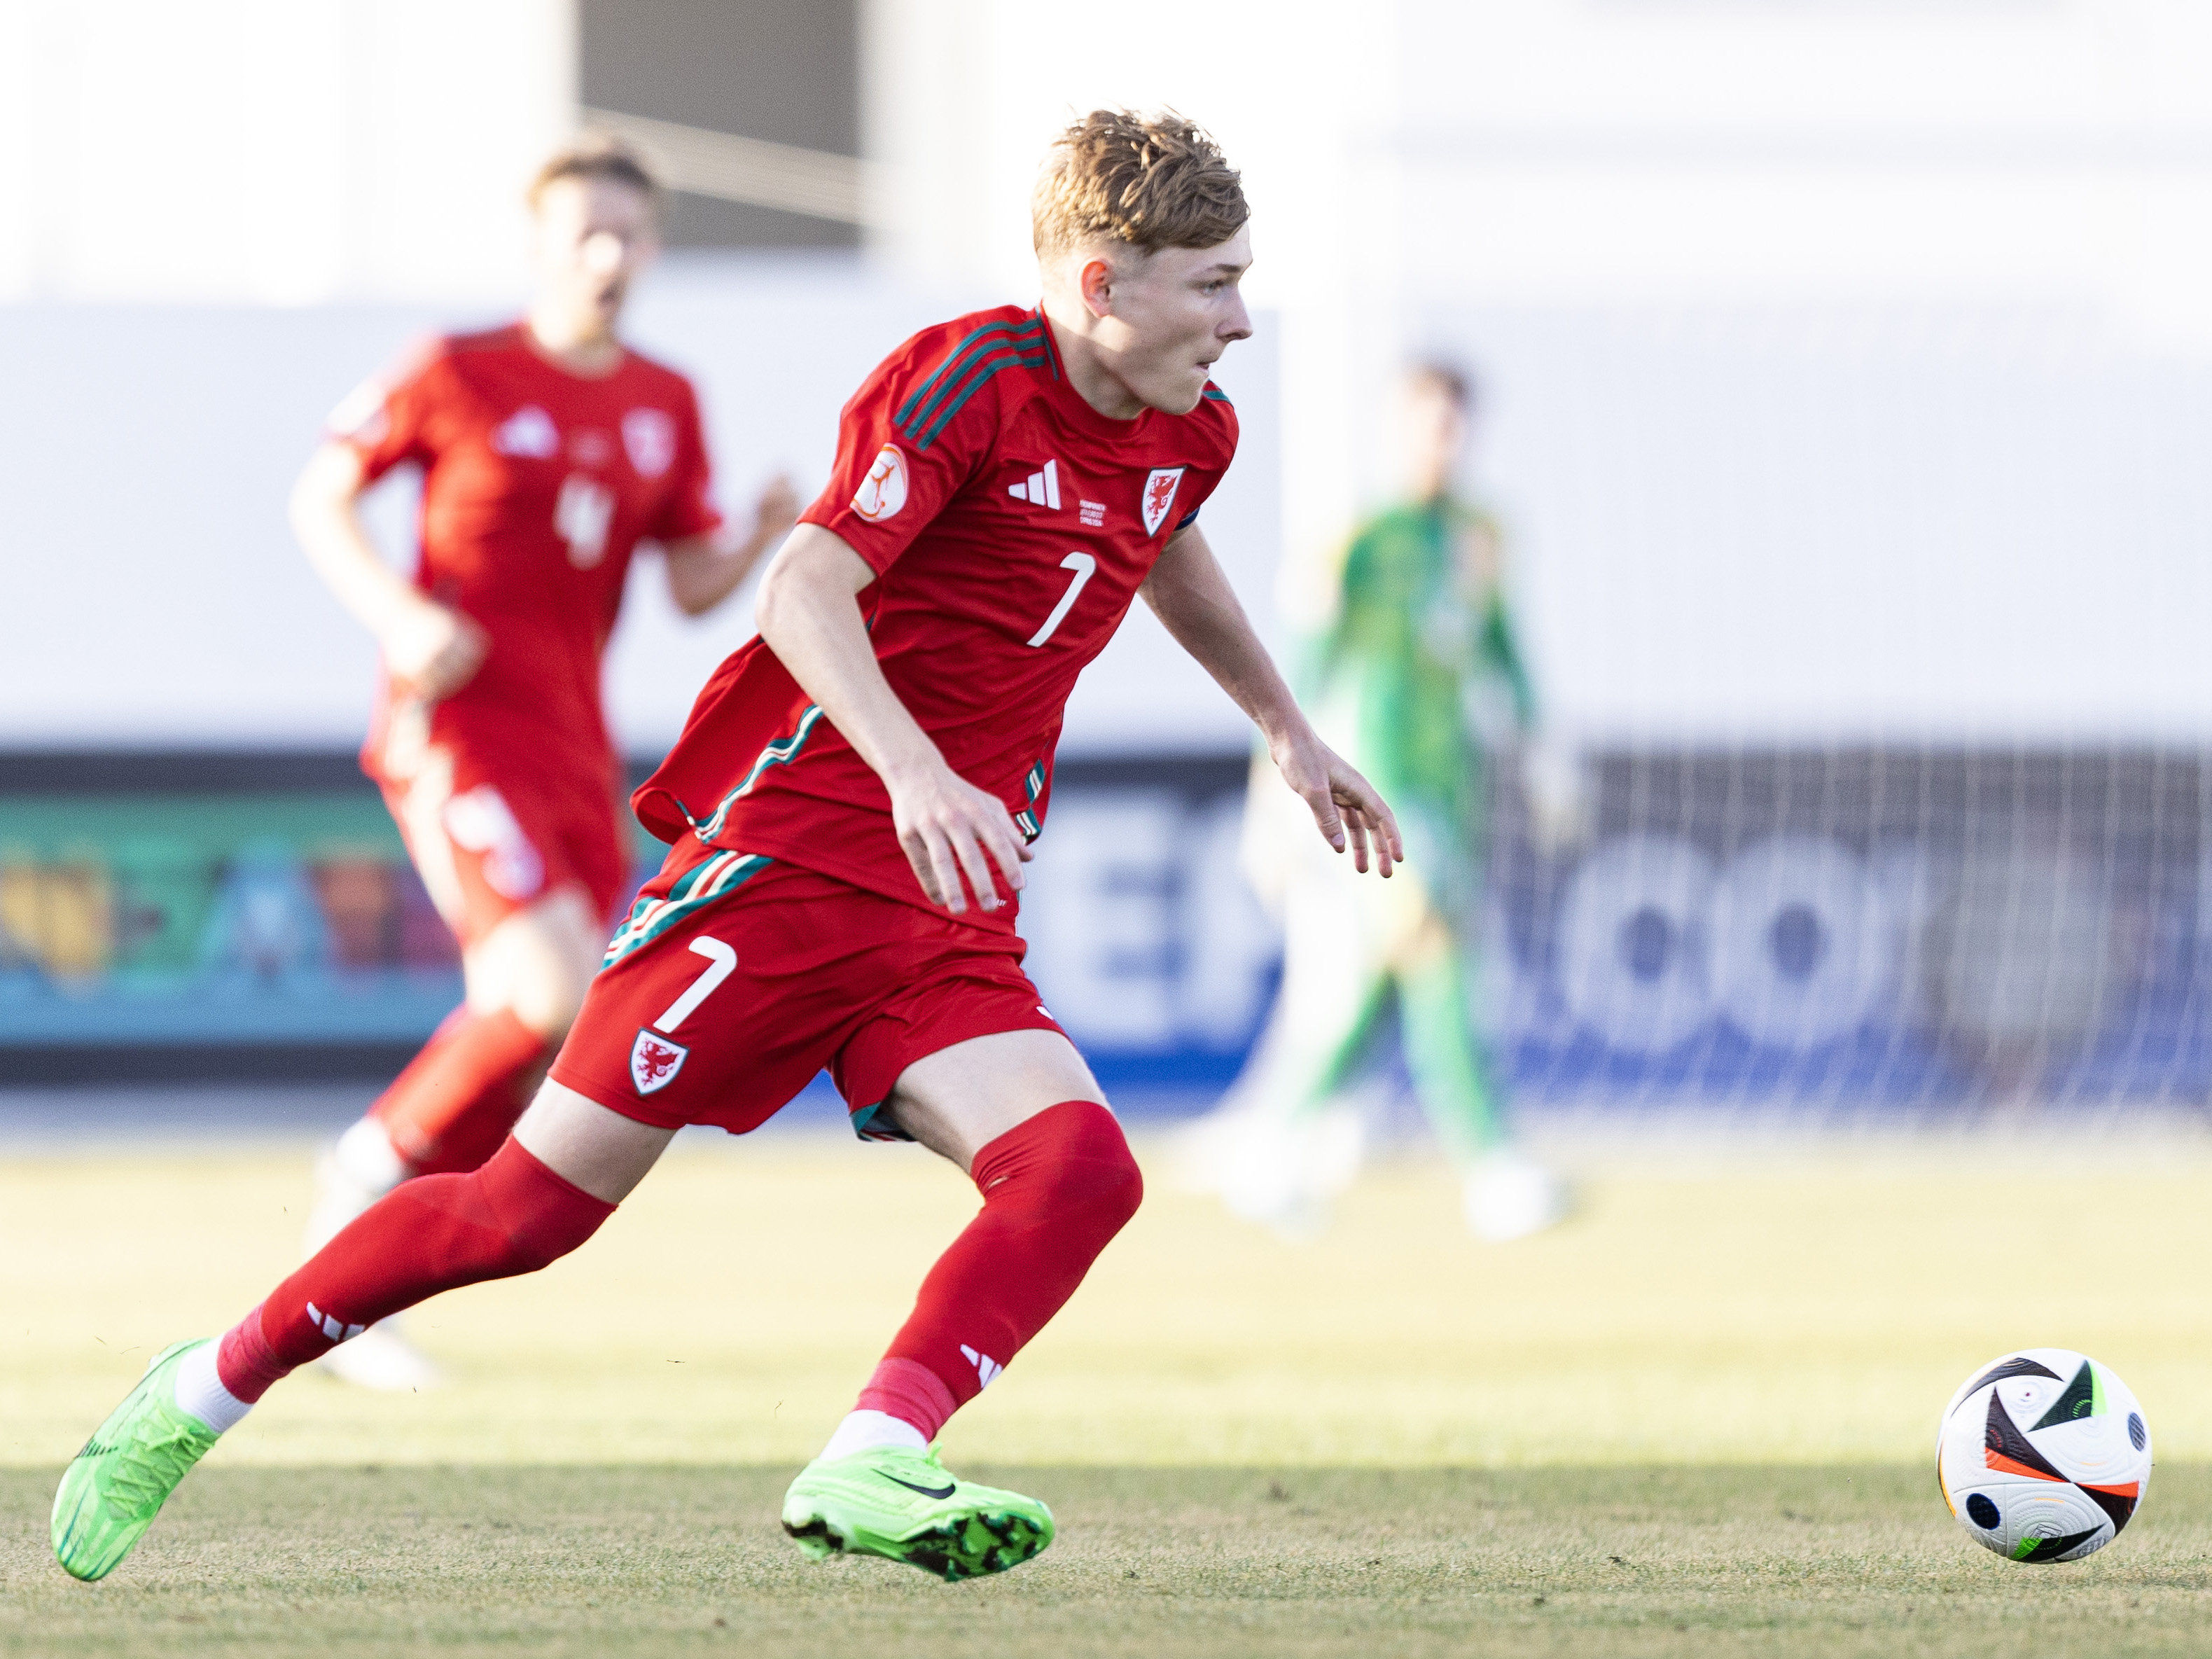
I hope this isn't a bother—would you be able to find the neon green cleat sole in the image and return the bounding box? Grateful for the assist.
[52,1339,221,1582]
[781,1446,1054,1581]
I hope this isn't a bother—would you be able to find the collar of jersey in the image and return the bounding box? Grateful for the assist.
[1028,305,1155,441]
[510,319,634,384]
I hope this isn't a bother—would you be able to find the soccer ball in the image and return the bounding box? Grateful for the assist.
[1937,1347,2150,1563]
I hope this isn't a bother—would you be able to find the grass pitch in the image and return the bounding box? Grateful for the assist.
[5,1123,2212,1653]
[8,1464,2212,1657]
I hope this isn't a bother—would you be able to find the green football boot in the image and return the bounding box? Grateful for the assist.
[52,1339,221,1582]
[781,1445,1054,1581]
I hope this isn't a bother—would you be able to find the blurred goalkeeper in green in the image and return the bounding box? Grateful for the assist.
[1184,363,1574,1240]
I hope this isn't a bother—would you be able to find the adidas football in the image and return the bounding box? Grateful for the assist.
[1937,1348,2150,1563]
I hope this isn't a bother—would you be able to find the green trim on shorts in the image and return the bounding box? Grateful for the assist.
[600,852,773,969]
[847,1101,914,1144]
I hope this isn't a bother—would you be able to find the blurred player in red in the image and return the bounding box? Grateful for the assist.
[289,135,796,1388]
[55,111,1398,1585]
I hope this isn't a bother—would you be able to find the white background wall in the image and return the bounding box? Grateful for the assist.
[1434,303,2212,742]
[0,0,573,305]
[2,0,2209,749]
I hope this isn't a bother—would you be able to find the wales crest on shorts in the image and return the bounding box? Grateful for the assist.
[630,1029,689,1095]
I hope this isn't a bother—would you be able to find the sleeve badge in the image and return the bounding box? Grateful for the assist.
[852,443,909,522]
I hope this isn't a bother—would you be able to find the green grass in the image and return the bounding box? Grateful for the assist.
[7,1130,2212,1652]
[11,1136,2212,1469]
[8,1464,2212,1657]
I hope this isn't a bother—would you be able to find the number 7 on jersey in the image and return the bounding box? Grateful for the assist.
[1027,552,1096,648]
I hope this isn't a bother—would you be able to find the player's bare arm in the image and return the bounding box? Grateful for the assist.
[290,440,487,700]
[662,473,800,616]
[753,524,1030,915]
[1141,524,1402,877]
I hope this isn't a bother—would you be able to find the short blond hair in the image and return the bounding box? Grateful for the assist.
[528,131,665,215]
[1032,109,1248,258]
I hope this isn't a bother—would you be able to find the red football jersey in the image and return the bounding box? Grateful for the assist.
[333,324,722,792]
[634,303,1239,931]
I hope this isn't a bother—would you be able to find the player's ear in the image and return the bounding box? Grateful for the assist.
[1078,256,1115,320]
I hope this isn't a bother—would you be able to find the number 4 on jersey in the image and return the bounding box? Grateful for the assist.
[1027,552,1096,648]
[556,473,616,568]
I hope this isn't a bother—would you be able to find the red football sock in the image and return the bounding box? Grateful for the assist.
[215,1137,613,1402]
[370,1005,549,1176]
[859,1100,1143,1439]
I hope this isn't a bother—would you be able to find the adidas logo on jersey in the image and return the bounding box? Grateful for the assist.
[493,405,559,459]
[960,1344,1005,1389]
[1008,458,1062,510]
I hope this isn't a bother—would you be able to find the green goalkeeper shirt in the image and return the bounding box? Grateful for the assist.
[1309,495,1535,868]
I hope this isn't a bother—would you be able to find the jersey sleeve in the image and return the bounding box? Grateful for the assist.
[799,331,999,575]
[648,380,723,543]
[325,339,443,484]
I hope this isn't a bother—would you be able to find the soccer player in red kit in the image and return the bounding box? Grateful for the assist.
[288,135,796,1388]
[54,111,1399,1584]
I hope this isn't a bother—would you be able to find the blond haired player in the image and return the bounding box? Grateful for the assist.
[291,136,796,1387]
[56,111,1398,1585]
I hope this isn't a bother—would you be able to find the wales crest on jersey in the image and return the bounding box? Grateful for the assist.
[1141,466,1186,536]
[622,408,677,478]
[630,1029,689,1095]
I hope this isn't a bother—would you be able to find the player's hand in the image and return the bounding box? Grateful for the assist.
[1270,728,1403,877]
[751,473,800,543]
[887,760,1033,915]
[380,599,489,702]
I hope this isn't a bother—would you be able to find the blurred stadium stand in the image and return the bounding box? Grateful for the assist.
[13,740,2201,1106]
[1494,748,2208,1110]
[0,750,1271,1091]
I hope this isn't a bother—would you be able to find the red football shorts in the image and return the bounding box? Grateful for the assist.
[380,746,631,949]
[549,838,1065,1139]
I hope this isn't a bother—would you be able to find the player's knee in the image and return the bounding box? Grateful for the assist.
[1092,1136,1145,1237]
[494,942,593,1038]
[405,1137,614,1281]
[481,1137,614,1270]
[466,889,601,1038]
[506,976,587,1041]
[1048,1102,1144,1241]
